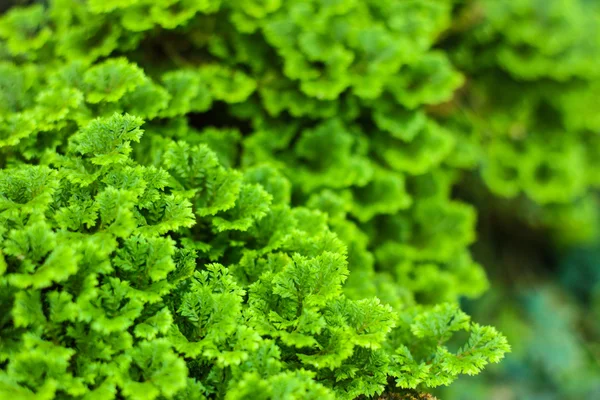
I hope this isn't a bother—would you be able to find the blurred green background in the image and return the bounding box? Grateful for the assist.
[441,188,600,400]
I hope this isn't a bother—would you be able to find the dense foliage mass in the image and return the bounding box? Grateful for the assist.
[1,0,598,398]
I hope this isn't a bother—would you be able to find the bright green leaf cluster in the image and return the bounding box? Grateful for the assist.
[11,0,600,397]
[0,114,406,399]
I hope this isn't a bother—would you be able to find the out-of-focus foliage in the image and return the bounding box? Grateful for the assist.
[442,235,600,400]
[2,0,599,397]
[449,0,600,244]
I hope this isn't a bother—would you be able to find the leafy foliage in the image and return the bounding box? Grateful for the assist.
[449,0,600,243]
[7,0,600,397]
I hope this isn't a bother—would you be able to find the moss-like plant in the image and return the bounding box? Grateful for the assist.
[3,0,597,398]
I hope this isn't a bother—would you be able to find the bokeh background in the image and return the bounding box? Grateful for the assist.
[438,185,600,399]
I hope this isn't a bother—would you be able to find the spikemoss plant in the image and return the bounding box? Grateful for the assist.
[3,0,597,398]
[0,113,508,399]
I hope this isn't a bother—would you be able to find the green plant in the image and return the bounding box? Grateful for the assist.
[0,110,508,399]
[3,0,597,398]
[448,0,600,244]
